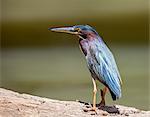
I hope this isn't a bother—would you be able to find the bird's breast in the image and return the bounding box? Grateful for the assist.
[79,39,99,73]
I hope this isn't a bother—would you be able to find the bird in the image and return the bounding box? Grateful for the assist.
[49,25,122,111]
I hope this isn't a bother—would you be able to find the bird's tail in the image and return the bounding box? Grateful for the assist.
[104,83,121,101]
[109,89,117,101]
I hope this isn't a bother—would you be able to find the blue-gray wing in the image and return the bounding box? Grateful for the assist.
[90,41,122,99]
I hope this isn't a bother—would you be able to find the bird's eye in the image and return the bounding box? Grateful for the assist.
[74,28,80,32]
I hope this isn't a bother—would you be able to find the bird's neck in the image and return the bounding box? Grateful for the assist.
[79,35,104,56]
[79,38,95,55]
[79,39,88,56]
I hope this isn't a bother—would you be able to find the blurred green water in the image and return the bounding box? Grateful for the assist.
[1,46,149,110]
[2,0,148,48]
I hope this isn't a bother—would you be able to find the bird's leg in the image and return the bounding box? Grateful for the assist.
[99,86,107,106]
[91,78,97,111]
[82,79,97,113]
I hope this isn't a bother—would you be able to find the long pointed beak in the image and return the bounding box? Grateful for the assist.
[48,26,78,35]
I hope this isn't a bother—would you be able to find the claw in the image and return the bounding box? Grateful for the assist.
[82,107,97,114]
[91,107,96,111]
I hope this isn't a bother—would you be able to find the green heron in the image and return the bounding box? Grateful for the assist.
[49,25,122,111]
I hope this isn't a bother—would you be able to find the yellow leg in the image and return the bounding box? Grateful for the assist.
[92,78,97,111]
[100,86,107,106]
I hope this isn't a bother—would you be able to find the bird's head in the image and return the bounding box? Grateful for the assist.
[49,25,99,40]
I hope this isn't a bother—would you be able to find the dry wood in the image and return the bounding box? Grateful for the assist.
[0,88,149,117]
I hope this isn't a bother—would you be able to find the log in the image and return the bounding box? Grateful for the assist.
[0,88,149,117]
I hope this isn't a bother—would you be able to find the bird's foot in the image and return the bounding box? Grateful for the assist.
[91,107,97,112]
[82,107,97,115]
[97,101,105,107]
[83,106,110,116]
[78,100,109,115]
[78,101,97,114]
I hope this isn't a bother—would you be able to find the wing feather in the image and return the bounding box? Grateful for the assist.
[89,40,122,99]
